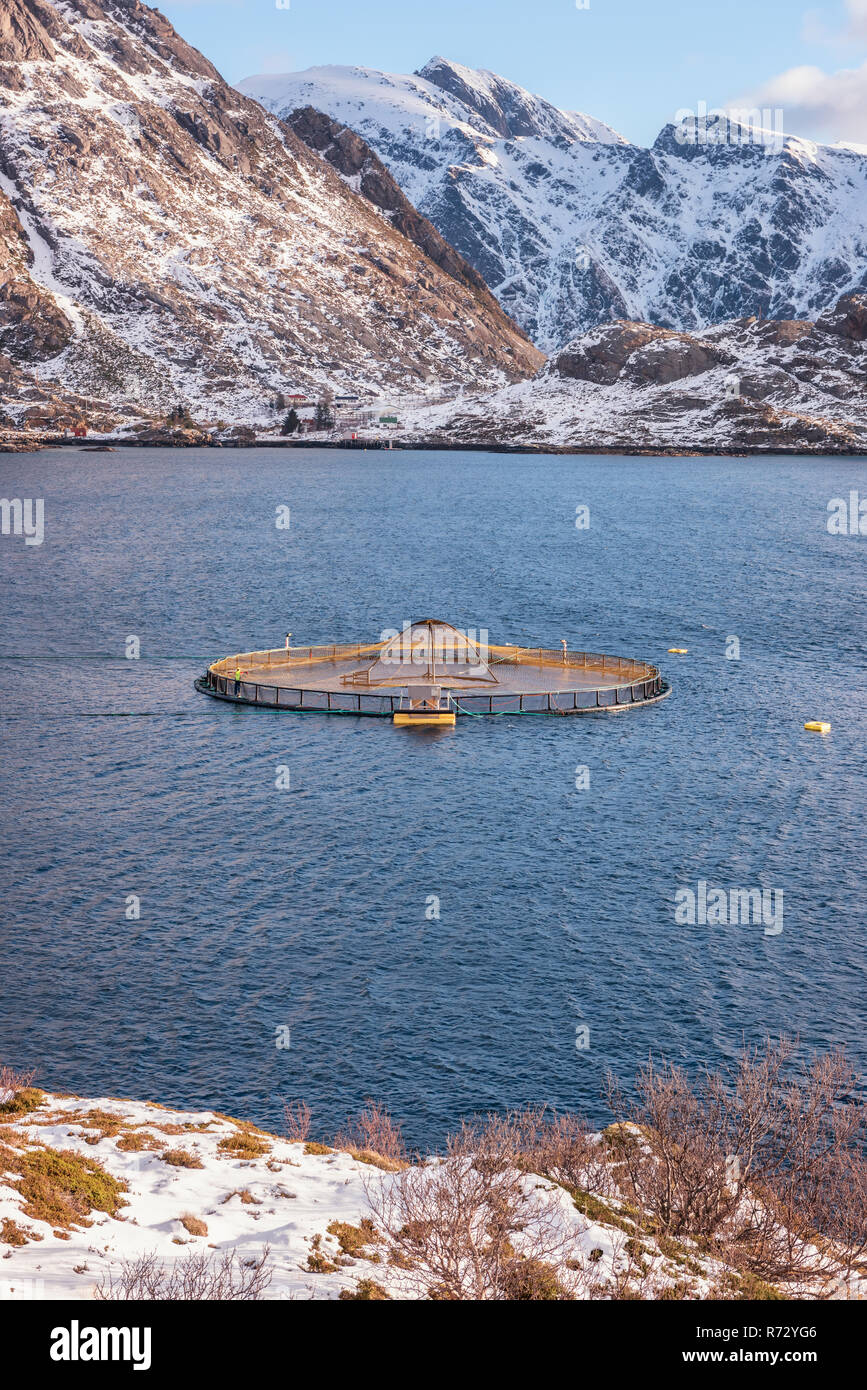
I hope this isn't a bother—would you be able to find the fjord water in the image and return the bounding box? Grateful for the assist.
[1,447,865,1146]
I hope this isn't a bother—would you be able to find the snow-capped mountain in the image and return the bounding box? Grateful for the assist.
[240,59,867,353]
[0,4,540,423]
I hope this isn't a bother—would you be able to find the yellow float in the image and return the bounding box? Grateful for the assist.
[393,686,456,728]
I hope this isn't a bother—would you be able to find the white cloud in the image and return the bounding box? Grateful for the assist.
[734,61,867,143]
[732,3,867,144]
[845,0,867,39]
[801,0,867,43]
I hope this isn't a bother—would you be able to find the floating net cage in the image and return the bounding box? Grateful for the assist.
[196,619,670,718]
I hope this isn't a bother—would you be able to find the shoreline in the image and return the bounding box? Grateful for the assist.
[4,435,867,457]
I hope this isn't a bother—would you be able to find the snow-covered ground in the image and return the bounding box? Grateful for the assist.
[3,293,864,455]
[0,1089,725,1301]
[2,1087,862,1300]
[1,1091,390,1301]
[393,300,867,454]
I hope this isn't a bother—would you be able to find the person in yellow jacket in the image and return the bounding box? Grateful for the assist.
[234,666,243,695]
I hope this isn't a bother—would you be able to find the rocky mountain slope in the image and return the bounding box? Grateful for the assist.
[397,293,867,453]
[0,2,540,425]
[241,58,867,353]
[285,104,504,311]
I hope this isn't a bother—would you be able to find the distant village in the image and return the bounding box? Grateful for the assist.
[273,391,402,439]
[0,358,436,449]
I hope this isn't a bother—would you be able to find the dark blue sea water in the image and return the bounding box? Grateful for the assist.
[1,447,865,1148]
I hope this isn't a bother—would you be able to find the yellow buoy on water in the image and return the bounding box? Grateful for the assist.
[394,709,456,728]
[804,721,831,733]
[668,648,688,654]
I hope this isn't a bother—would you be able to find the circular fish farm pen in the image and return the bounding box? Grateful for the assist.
[195,620,670,720]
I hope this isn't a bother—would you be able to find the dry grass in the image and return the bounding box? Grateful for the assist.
[0,1088,44,1118]
[305,1233,340,1273]
[303,1141,332,1156]
[1,1217,35,1245]
[62,1109,125,1141]
[9,1146,127,1230]
[347,1149,406,1172]
[160,1149,204,1170]
[569,1188,636,1235]
[0,1125,33,1151]
[211,1113,270,1136]
[327,1218,382,1259]
[339,1278,391,1300]
[220,1188,261,1206]
[116,1130,161,1153]
[217,1130,270,1159]
[179,1213,208,1237]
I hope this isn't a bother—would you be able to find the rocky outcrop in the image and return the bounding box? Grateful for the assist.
[416,55,620,143]
[552,322,725,386]
[553,323,669,385]
[0,1,541,423]
[814,293,867,343]
[0,187,73,359]
[0,0,60,64]
[0,279,73,358]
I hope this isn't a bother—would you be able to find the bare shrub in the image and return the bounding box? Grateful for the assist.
[719,1043,867,1288]
[505,1106,614,1196]
[606,1038,867,1291]
[435,1105,610,1194]
[0,1065,41,1117]
[281,1099,312,1144]
[605,1060,736,1242]
[336,1100,407,1165]
[0,1064,37,1098]
[365,1117,581,1300]
[96,1245,271,1300]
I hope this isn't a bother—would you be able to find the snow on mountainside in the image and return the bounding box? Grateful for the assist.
[398,294,867,454]
[0,3,540,424]
[240,59,867,353]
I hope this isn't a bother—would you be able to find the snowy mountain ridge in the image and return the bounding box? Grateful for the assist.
[240,58,867,353]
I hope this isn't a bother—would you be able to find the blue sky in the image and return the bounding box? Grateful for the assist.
[161,0,867,145]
